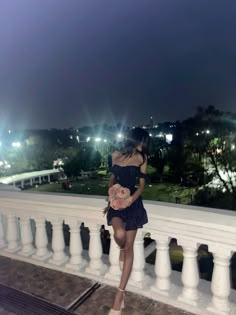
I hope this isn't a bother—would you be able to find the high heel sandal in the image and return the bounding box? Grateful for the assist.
[108,288,125,315]
[119,248,124,271]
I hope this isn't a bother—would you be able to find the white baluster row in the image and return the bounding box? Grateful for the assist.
[0,214,6,248]
[33,216,51,260]
[207,246,233,315]
[0,212,235,315]
[65,219,85,271]
[152,235,171,295]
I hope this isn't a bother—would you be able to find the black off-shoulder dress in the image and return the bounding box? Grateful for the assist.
[106,164,148,230]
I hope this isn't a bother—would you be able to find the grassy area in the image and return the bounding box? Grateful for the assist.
[29,178,196,204]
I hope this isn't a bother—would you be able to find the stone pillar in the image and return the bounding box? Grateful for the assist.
[5,214,20,252]
[49,218,68,265]
[48,175,51,183]
[178,241,199,305]
[151,235,171,296]
[105,228,121,281]
[18,216,35,257]
[130,230,145,287]
[66,220,85,271]
[39,177,42,184]
[86,223,105,276]
[0,214,6,248]
[30,179,33,187]
[21,180,24,189]
[33,217,52,261]
[207,246,233,315]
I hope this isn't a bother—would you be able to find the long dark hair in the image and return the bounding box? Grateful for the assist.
[121,127,150,163]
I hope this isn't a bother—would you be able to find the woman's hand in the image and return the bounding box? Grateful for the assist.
[126,196,134,207]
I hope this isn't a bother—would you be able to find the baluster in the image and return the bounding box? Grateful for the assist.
[151,235,171,296]
[5,214,20,252]
[33,217,52,261]
[105,228,121,281]
[130,230,145,288]
[0,214,6,248]
[49,218,68,266]
[19,216,35,257]
[86,223,106,276]
[207,246,232,315]
[178,241,199,305]
[66,220,85,271]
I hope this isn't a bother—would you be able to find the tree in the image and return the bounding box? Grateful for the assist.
[63,146,102,178]
[182,105,236,207]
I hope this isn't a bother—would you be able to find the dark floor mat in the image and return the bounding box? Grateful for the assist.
[0,284,76,315]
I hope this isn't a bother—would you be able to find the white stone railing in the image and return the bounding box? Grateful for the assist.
[0,190,236,315]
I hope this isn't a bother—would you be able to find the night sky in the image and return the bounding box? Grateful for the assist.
[0,0,236,129]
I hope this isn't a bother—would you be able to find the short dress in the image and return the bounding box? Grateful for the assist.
[106,164,148,230]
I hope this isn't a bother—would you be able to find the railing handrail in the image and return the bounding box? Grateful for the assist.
[0,190,236,247]
[0,189,236,315]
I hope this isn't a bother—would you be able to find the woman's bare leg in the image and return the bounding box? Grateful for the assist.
[112,229,137,310]
[111,217,126,248]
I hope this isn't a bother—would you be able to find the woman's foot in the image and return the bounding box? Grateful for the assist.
[119,248,124,271]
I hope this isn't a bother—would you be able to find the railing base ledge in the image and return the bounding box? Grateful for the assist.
[32,252,52,261]
[206,304,232,315]
[5,246,21,253]
[66,260,87,271]
[49,256,69,266]
[18,249,36,257]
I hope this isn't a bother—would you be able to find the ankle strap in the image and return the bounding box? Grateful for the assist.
[118,287,125,292]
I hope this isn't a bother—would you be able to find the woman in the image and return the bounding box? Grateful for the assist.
[107,127,150,315]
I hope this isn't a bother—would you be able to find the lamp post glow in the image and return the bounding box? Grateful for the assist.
[12,142,21,148]
[166,134,173,143]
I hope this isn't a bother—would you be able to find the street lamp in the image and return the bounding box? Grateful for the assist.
[12,142,21,148]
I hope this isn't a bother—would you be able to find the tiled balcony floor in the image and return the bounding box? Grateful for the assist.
[0,256,194,315]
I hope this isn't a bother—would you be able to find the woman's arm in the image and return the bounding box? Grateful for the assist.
[109,174,115,188]
[128,159,147,205]
[108,151,119,188]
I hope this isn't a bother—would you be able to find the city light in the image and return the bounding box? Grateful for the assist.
[0,160,11,169]
[231,144,235,151]
[0,141,2,147]
[104,139,107,142]
[166,134,173,143]
[12,142,21,148]
[149,133,152,137]
[86,137,91,142]
[206,130,210,134]
[196,132,199,136]
[95,137,101,142]
[117,133,123,139]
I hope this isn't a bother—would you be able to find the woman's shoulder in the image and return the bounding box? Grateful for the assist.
[112,150,123,163]
[136,152,147,166]
[112,150,121,159]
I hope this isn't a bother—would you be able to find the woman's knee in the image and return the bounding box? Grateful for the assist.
[114,229,126,244]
